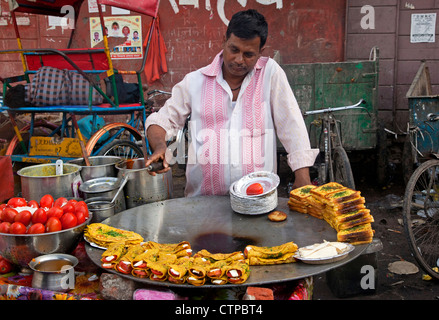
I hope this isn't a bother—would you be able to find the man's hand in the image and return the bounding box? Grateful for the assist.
[145,125,171,176]
[291,167,312,190]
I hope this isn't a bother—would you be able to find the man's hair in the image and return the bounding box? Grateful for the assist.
[4,85,27,108]
[226,9,268,48]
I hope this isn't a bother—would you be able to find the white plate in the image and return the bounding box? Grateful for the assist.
[294,243,355,264]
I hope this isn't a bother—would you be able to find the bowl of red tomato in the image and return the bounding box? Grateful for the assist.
[0,194,92,268]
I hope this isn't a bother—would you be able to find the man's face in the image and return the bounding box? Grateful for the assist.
[222,33,264,78]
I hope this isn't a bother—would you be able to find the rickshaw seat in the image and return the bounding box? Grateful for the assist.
[24,48,109,73]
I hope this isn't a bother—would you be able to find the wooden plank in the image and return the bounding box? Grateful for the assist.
[29,136,83,158]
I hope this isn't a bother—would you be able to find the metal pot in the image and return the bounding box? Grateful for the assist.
[17,163,82,201]
[116,158,173,208]
[85,197,116,223]
[68,156,122,182]
[29,253,78,292]
[79,177,126,213]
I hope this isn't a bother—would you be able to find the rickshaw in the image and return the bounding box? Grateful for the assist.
[0,0,162,163]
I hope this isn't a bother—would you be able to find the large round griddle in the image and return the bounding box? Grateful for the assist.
[85,196,368,288]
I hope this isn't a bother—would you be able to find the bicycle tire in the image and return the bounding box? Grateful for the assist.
[331,146,355,189]
[97,140,144,159]
[402,159,439,280]
[85,122,143,156]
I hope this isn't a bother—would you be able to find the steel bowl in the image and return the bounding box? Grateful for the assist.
[68,156,122,182]
[29,253,78,292]
[0,213,92,269]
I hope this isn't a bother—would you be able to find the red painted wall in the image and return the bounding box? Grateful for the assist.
[74,1,347,89]
[0,0,346,91]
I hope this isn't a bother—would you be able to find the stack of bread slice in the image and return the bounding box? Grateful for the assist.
[289,182,374,245]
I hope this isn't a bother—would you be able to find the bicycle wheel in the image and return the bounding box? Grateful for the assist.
[85,122,143,156]
[402,159,439,280]
[97,140,144,159]
[331,146,355,189]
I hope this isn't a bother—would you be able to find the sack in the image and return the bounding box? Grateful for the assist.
[0,156,14,202]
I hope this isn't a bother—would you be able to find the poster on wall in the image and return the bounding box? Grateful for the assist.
[410,13,436,43]
[89,15,143,59]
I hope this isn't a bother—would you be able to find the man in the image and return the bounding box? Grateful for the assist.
[145,9,318,197]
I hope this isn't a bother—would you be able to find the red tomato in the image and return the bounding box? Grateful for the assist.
[32,208,47,224]
[27,200,39,209]
[7,197,27,208]
[27,223,46,234]
[47,206,64,219]
[60,212,78,230]
[54,197,68,208]
[15,210,32,226]
[75,210,86,225]
[75,202,89,219]
[246,183,264,195]
[0,259,13,274]
[46,217,62,233]
[66,199,78,207]
[1,208,18,223]
[62,203,75,215]
[0,222,11,233]
[10,222,27,234]
[39,194,54,209]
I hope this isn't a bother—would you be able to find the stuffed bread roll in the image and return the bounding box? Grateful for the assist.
[168,257,192,279]
[145,240,191,254]
[225,261,250,279]
[187,275,206,286]
[131,248,160,269]
[149,271,168,282]
[244,242,298,260]
[188,257,211,279]
[168,274,187,284]
[115,244,145,274]
[147,253,177,279]
[248,252,296,265]
[226,261,250,284]
[195,249,245,263]
[206,260,228,279]
[100,242,126,269]
[131,267,150,278]
[210,275,228,285]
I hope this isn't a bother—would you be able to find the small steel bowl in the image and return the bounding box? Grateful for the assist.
[0,213,92,269]
[29,253,78,292]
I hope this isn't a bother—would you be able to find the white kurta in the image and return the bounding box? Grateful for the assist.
[145,52,318,197]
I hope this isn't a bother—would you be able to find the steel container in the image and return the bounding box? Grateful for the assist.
[68,156,122,182]
[0,214,91,268]
[85,197,116,223]
[17,163,82,201]
[116,158,173,208]
[29,253,78,292]
[79,177,126,213]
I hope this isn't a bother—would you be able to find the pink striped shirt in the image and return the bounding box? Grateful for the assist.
[146,52,318,197]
